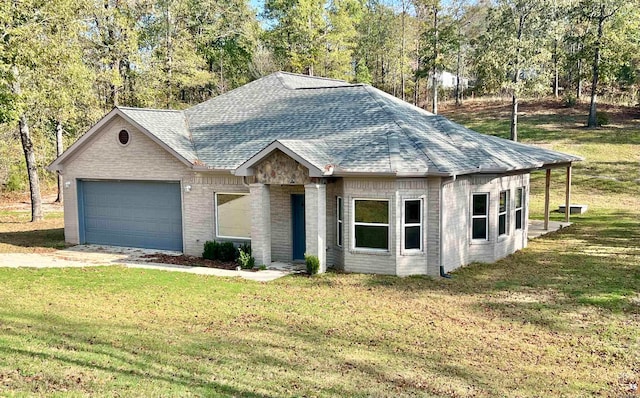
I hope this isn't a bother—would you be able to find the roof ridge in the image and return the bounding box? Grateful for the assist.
[362,85,440,173]
[116,106,183,113]
[276,71,349,83]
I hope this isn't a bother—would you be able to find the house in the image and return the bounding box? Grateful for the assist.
[431,70,470,90]
[48,72,581,276]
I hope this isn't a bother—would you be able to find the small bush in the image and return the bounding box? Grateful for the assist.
[203,240,239,262]
[239,242,251,256]
[563,94,577,108]
[305,254,320,275]
[596,112,609,126]
[237,248,255,269]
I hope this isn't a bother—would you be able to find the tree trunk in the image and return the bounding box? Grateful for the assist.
[553,40,559,98]
[510,15,525,142]
[11,65,43,222]
[19,115,44,222]
[587,6,605,128]
[166,2,173,108]
[431,6,438,114]
[455,40,462,106]
[55,121,64,203]
[510,93,518,141]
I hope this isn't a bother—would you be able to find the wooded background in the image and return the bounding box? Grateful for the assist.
[1,0,639,220]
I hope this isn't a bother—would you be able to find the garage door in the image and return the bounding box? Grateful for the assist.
[78,180,183,251]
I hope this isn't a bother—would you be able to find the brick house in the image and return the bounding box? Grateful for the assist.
[48,72,581,276]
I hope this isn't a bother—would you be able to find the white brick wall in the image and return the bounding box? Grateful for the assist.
[60,115,250,257]
[250,183,271,266]
[305,183,327,272]
[441,173,530,272]
[59,115,532,274]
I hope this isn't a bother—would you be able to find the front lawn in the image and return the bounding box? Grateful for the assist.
[0,99,637,397]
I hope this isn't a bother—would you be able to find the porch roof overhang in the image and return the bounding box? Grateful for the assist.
[233,140,330,178]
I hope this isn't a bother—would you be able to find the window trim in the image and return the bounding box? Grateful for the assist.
[498,190,509,237]
[402,198,423,253]
[214,192,251,240]
[117,129,130,146]
[336,196,343,247]
[471,193,489,241]
[352,198,390,252]
[515,187,524,230]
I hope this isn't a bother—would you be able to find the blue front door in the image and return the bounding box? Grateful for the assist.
[291,194,306,260]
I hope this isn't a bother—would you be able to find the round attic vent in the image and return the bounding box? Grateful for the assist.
[118,129,130,146]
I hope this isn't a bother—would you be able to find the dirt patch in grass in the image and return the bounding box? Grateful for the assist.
[0,192,63,213]
[139,253,247,270]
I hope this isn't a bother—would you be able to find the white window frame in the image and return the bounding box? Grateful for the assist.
[215,192,251,240]
[352,198,390,252]
[336,196,343,247]
[402,198,423,252]
[498,190,509,237]
[471,193,489,241]
[515,187,524,230]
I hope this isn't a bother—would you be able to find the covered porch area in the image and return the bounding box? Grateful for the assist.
[530,162,577,238]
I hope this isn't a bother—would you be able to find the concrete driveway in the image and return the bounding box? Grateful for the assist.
[0,244,291,282]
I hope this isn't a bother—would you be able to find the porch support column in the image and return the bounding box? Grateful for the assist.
[304,183,327,273]
[565,164,572,223]
[544,168,551,231]
[250,183,271,266]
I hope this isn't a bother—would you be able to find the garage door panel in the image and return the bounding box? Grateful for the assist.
[79,180,183,251]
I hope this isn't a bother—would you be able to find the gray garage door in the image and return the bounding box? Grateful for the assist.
[78,180,183,251]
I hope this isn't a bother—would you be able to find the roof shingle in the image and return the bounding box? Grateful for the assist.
[119,71,581,176]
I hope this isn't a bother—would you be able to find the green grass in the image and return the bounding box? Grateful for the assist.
[0,99,638,397]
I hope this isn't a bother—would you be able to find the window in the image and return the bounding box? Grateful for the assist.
[215,193,251,239]
[515,187,524,230]
[471,193,489,240]
[118,129,130,146]
[403,199,423,251]
[498,190,509,236]
[353,199,389,250]
[336,197,343,247]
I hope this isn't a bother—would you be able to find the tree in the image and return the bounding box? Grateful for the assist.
[264,0,326,75]
[323,0,364,80]
[474,0,550,141]
[415,0,456,114]
[575,0,623,127]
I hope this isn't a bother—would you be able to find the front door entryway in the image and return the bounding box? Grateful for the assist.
[291,194,306,260]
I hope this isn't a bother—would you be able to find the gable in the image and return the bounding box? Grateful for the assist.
[253,149,312,185]
[48,108,196,173]
[60,115,190,179]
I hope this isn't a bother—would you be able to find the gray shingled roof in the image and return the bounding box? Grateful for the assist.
[118,107,197,163]
[119,71,580,176]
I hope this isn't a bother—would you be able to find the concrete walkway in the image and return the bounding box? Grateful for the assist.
[0,245,291,282]
[528,219,572,239]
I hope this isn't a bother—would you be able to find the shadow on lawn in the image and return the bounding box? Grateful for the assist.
[0,228,66,250]
[0,310,272,397]
[362,211,639,330]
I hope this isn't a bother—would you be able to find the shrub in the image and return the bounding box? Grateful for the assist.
[237,248,255,269]
[218,241,237,262]
[239,242,251,256]
[202,240,219,260]
[563,94,577,108]
[596,112,609,126]
[203,240,239,262]
[305,254,320,275]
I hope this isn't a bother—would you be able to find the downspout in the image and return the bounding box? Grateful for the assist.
[439,175,456,278]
